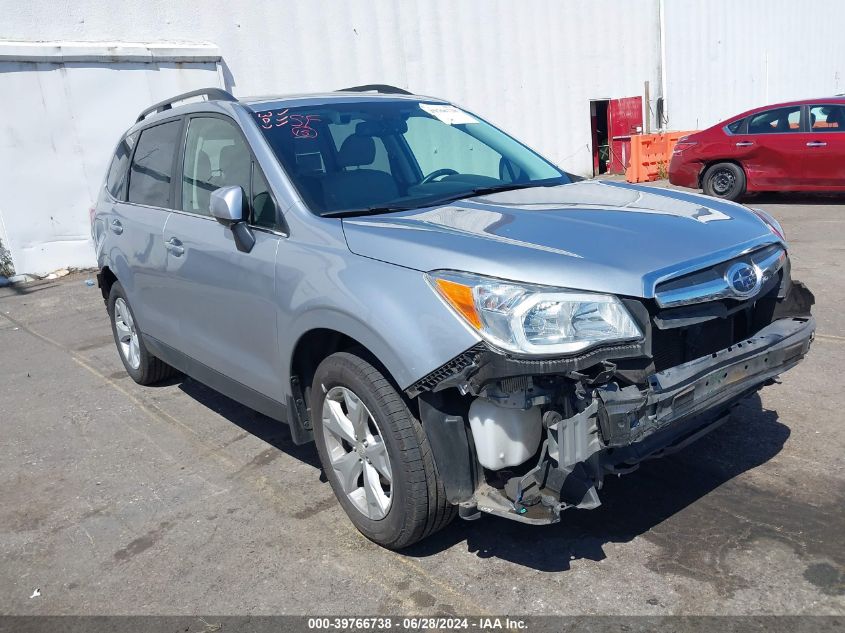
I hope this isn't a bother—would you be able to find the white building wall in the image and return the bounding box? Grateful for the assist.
[663,0,845,130]
[3,0,844,274]
[1,0,661,274]
[0,52,222,275]
[5,0,662,174]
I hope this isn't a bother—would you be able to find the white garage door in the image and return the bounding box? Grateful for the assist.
[0,42,222,275]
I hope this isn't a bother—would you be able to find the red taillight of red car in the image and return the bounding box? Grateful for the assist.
[673,138,698,155]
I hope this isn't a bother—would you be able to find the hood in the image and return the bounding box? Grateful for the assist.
[341,180,781,298]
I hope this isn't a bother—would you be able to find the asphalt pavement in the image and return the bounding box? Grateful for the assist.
[1,187,843,616]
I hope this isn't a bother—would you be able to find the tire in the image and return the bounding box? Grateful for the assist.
[702,162,746,201]
[311,350,456,549]
[107,282,178,385]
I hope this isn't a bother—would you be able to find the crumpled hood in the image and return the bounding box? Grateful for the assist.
[341,180,780,298]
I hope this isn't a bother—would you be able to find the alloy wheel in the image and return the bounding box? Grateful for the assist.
[114,298,141,370]
[321,386,393,519]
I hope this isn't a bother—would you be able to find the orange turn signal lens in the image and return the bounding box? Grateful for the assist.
[434,278,482,329]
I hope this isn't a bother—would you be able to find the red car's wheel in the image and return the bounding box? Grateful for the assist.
[702,162,746,201]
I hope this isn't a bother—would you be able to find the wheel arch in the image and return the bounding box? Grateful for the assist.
[285,312,418,445]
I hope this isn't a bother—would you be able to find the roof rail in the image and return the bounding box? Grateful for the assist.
[337,84,413,96]
[136,87,238,123]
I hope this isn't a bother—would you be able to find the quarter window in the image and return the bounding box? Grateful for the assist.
[251,167,278,229]
[106,132,137,199]
[809,105,845,132]
[748,107,802,134]
[127,120,182,208]
[182,117,252,216]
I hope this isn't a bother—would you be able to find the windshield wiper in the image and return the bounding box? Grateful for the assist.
[320,181,561,218]
[418,182,556,207]
[320,205,414,219]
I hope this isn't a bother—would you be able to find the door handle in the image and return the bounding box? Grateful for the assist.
[110,219,123,234]
[165,237,184,257]
[806,141,827,148]
[735,141,754,147]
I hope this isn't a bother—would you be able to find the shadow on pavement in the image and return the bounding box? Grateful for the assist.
[743,192,845,205]
[170,376,799,573]
[176,377,323,471]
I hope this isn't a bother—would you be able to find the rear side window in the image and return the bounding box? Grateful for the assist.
[748,107,802,134]
[726,119,744,134]
[128,120,182,208]
[810,105,845,132]
[105,132,137,199]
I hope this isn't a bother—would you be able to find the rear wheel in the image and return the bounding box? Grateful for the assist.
[311,350,455,549]
[702,162,746,201]
[108,282,177,385]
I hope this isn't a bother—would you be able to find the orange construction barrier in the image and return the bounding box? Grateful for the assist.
[625,130,698,183]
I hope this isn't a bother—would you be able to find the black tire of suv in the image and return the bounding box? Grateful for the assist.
[702,162,746,201]
[311,350,456,549]
[107,282,178,385]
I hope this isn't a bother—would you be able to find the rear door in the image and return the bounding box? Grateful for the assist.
[742,105,806,189]
[119,118,182,344]
[163,114,283,400]
[804,104,845,188]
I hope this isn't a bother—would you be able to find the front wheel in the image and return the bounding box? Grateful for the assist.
[311,350,455,549]
[702,162,746,201]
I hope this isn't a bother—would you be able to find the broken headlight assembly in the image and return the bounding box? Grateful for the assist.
[427,270,642,356]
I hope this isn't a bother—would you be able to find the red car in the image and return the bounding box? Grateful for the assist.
[669,97,845,200]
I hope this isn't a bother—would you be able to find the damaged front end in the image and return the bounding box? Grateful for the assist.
[412,255,815,525]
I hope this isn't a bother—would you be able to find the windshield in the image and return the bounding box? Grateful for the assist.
[251,100,569,216]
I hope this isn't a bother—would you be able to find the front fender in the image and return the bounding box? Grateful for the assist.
[281,257,481,392]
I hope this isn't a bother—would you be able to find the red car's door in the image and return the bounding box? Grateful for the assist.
[804,104,845,189]
[743,105,806,189]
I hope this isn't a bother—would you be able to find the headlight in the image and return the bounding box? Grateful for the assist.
[750,208,786,242]
[427,271,642,356]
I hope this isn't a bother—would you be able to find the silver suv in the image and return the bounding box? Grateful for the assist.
[92,85,815,549]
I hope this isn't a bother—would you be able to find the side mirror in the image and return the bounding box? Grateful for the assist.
[210,185,247,224]
[209,186,255,253]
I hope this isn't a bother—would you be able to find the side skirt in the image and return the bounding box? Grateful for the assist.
[142,334,289,424]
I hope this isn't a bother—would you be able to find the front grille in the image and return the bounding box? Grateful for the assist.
[649,259,789,372]
[651,316,738,372]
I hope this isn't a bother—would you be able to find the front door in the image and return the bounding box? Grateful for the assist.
[163,115,282,400]
[743,105,807,189]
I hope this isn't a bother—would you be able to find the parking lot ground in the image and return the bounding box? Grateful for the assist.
[1,188,844,616]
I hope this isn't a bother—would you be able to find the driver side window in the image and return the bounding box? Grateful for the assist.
[404,116,503,180]
[182,117,252,215]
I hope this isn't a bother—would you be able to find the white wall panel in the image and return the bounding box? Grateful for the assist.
[4,0,660,175]
[13,1,843,273]
[663,0,845,130]
[0,60,221,274]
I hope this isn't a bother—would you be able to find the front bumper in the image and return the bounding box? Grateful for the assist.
[468,315,815,524]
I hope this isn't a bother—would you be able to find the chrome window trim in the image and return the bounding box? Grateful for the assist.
[654,246,786,308]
